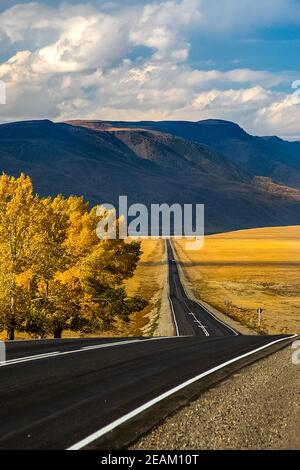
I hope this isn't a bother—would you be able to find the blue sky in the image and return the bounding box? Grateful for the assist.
[0,0,300,138]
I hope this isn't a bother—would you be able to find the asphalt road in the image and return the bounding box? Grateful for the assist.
[0,334,296,450]
[0,241,296,450]
[166,240,238,336]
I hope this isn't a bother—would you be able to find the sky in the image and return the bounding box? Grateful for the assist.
[0,0,300,138]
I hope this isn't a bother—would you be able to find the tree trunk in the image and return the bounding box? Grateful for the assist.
[45,281,49,299]
[7,326,15,341]
[8,295,16,340]
[53,327,62,339]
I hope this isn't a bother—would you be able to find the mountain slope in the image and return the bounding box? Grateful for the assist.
[82,119,300,190]
[0,119,300,233]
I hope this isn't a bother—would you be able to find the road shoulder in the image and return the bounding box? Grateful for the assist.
[131,345,300,450]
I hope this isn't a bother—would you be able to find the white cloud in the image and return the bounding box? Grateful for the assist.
[0,1,202,66]
[130,0,203,61]
[255,95,300,139]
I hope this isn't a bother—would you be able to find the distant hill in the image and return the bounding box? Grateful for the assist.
[84,119,300,190]
[0,119,300,233]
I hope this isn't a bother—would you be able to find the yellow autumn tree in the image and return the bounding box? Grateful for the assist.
[0,174,145,340]
[0,174,52,339]
[41,199,144,338]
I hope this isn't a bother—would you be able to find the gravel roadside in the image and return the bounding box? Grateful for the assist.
[153,240,174,337]
[131,346,300,450]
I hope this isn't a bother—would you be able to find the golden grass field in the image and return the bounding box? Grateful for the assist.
[175,226,300,334]
[124,238,166,335]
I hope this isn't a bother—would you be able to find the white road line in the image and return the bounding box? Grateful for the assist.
[182,284,236,335]
[67,334,297,450]
[4,337,81,343]
[180,265,238,336]
[194,299,239,336]
[165,239,180,338]
[168,295,180,337]
[182,300,210,336]
[190,312,210,337]
[0,351,61,366]
[0,337,177,368]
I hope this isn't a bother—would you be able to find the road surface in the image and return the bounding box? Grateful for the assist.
[0,240,296,450]
[0,334,296,450]
[166,240,238,336]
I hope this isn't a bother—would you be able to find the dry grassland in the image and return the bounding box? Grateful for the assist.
[174,226,300,334]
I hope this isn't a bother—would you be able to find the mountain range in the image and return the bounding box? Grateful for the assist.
[0,118,299,233]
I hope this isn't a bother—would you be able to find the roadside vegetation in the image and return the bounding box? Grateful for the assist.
[175,227,300,334]
[0,173,147,340]
[124,238,167,336]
